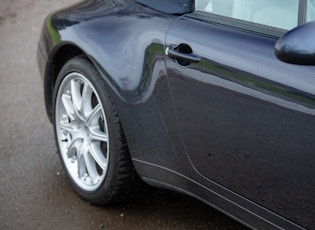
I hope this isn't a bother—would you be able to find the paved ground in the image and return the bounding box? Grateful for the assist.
[0,1,248,229]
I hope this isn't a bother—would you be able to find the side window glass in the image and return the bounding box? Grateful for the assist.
[195,0,299,30]
[306,0,315,22]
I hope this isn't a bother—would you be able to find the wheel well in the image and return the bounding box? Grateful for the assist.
[51,45,84,91]
[46,45,85,121]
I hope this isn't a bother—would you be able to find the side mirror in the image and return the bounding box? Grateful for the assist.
[275,21,315,65]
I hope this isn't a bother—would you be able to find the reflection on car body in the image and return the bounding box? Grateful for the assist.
[37,0,315,229]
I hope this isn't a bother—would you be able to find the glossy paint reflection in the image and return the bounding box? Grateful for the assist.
[38,0,315,228]
[166,16,315,229]
[50,0,171,103]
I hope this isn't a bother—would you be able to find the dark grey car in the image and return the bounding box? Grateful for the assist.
[37,0,315,229]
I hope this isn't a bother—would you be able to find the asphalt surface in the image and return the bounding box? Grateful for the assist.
[0,1,248,229]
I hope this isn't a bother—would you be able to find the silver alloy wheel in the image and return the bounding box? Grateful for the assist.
[55,72,109,191]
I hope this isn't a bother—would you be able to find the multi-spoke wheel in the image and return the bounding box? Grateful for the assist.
[53,56,143,204]
[55,71,109,191]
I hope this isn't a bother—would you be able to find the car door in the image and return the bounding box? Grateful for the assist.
[165,0,315,228]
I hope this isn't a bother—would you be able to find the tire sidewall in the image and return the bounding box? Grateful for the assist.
[52,56,124,203]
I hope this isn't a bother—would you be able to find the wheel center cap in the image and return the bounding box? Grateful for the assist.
[79,123,91,140]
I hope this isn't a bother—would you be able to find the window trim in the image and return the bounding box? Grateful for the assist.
[299,0,307,24]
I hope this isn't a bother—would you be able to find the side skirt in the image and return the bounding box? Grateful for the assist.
[132,158,305,230]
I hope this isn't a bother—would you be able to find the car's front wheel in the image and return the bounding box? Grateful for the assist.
[53,56,142,204]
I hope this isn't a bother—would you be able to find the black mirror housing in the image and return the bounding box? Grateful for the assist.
[275,21,315,65]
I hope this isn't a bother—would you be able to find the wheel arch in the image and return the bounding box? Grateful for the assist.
[44,41,167,179]
[44,43,133,155]
[44,43,86,122]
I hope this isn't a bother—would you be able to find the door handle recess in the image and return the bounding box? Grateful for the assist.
[165,44,200,66]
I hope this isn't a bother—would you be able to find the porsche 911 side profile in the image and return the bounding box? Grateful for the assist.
[37,0,315,229]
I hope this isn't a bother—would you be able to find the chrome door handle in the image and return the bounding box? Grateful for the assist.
[165,44,201,65]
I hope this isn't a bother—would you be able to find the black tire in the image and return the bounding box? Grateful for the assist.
[53,55,143,204]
